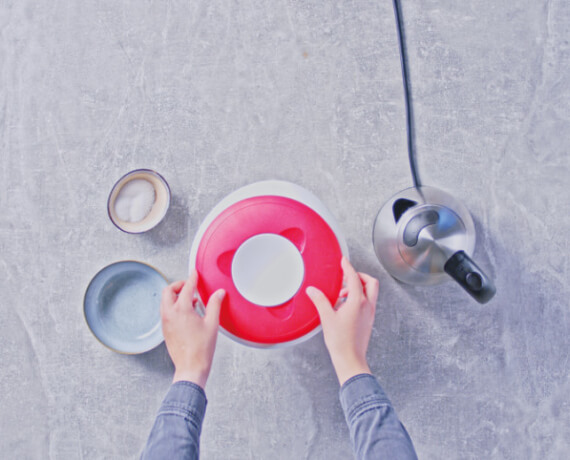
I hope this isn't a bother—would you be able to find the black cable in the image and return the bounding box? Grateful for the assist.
[392,0,422,188]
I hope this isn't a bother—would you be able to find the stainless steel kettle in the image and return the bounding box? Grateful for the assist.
[372,186,496,303]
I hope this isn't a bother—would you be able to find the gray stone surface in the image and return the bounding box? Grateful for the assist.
[1,0,569,458]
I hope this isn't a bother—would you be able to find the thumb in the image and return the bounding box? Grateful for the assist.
[306,286,333,323]
[205,289,226,326]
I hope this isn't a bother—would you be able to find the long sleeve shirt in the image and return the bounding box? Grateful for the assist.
[141,381,206,459]
[141,374,417,459]
[339,374,417,459]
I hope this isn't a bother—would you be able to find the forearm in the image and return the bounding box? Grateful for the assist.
[340,374,417,460]
[141,381,207,460]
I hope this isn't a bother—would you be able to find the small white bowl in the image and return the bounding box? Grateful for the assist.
[107,169,171,233]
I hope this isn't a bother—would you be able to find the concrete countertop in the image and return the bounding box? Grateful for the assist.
[1,0,569,458]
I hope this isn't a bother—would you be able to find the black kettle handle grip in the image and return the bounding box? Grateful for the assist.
[444,251,496,304]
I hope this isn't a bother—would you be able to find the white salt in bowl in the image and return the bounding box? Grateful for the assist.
[108,169,171,233]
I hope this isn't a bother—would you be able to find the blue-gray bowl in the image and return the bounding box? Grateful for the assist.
[84,261,167,354]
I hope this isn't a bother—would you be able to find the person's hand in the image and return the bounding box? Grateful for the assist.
[160,269,226,388]
[306,257,379,386]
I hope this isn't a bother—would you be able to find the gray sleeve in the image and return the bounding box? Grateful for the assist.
[141,381,207,460]
[340,374,417,460]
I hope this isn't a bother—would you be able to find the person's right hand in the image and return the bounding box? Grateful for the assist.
[306,257,379,386]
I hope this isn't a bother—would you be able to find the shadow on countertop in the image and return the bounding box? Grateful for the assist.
[144,194,190,247]
[131,342,174,378]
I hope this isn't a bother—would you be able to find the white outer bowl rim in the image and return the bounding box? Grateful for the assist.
[188,180,349,348]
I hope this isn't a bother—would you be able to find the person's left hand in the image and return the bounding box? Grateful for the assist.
[160,270,226,388]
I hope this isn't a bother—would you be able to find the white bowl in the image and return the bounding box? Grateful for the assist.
[107,169,171,233]
[189,180,349,349]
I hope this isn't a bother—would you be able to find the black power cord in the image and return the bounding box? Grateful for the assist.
[392,0,422,188]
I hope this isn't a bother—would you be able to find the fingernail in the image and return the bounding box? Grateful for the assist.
[216,289,226,300]
[305,286,317,296]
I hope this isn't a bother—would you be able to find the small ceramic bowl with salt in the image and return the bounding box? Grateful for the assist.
[108,169,171,233]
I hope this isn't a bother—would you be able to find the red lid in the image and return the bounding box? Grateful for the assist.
[195,195,343,344]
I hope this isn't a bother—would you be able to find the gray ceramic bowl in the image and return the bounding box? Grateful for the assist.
[84,260,167,354]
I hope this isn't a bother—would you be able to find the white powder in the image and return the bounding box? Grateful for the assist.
[114,179,156,223]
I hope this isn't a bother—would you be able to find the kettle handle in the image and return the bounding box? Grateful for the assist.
[444,251,496,304]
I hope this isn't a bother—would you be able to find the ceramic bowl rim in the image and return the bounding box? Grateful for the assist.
[107,168,171,234]
[83,259,168,354]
